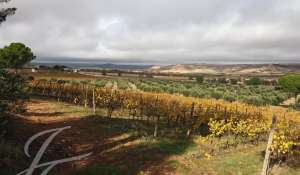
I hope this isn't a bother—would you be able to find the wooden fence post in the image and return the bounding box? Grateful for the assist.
[84,85,88,108]
[153,96,159,138]
[154,117,158,138]
[186,102,195,137]
[93,88,96,115]
[261,114,277,175]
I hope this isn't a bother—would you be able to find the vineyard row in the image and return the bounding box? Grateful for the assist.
[29,80,300,159]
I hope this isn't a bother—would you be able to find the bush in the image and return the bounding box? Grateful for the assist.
[275,94,288,105]
[196,75,204,83]
[211,91,223,100]
[217,78,227,84]
[230,78,238,85]
[243,96,264,106]
[223,94,236,102]
[246,77,262,85]
[293,103,300,110]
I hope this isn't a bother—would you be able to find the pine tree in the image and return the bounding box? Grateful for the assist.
[0,0,17,24]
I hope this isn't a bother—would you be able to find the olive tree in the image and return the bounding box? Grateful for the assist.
[196,75,204,83]
[246,77,262,85]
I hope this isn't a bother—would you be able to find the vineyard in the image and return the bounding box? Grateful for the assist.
[31,74,291,106]
[29,79,300,162]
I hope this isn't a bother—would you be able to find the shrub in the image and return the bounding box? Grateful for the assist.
[217,78,227,84]
[246,77,262,85]
[271,120,300,162]
[293,102,300,110]
[211,91,223,100]
[196,75,204,83]
[230,78,238,85]
[243,96,264,106]
[223,94,236,102]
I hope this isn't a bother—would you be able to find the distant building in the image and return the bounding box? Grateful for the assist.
[73,69,79,73]
[63,68,72,72]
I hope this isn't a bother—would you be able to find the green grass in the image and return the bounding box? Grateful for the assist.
[154,138,196,155]
[194,144,300,175]
[212,151,262,175]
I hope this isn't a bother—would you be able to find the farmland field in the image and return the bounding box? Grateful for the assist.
[2,1,300,174]
[26,71,291,106]
[2,71,297,175]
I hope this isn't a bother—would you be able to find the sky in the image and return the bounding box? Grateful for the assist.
[0,0,300,64]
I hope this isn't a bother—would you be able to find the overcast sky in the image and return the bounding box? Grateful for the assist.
[0,0,300,63]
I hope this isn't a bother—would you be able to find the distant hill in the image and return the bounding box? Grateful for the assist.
[148,64,300,75]
[32,59,300,75]
[93,63,153,70]
[31,62,153,70]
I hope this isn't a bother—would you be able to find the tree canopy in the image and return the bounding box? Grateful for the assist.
[279,73,300,98]
[0,43,35,69]
[246,77,262,85]
[196,75,204,83]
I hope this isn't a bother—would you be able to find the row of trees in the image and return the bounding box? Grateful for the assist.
[195,74,300,103]
[131,78,290,106]
[195,75,276,86]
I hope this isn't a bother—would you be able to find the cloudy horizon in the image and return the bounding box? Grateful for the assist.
[1,0,300,64]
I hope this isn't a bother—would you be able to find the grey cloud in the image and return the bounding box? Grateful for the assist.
[0,0,300,63]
